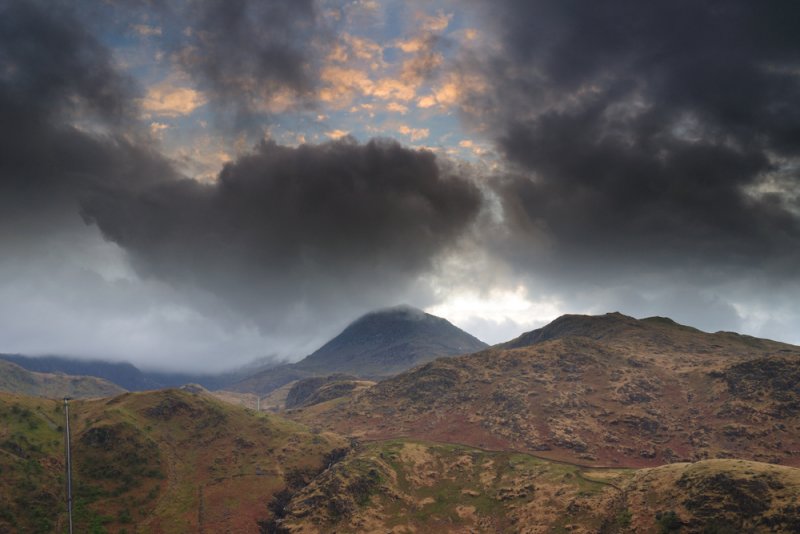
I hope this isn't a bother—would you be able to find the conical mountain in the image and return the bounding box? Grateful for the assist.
[231,305,487,394]
[299,305,487,375]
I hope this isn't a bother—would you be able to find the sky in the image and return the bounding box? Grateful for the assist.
[1,0,799,372]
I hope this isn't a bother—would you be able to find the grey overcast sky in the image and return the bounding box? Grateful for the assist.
[1,0,799,371]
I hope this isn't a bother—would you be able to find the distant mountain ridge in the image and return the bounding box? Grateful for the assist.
[231,305,488,395]
[1,306,486,397]
[0,359,125,398]
[0,354,275,392]
[0,354,157,391]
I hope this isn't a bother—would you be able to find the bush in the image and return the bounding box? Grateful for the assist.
[267,489,293,519]
[613,509,632,528]
[118,509,132,524]
[656,510,682,532]
[322,447,349,468]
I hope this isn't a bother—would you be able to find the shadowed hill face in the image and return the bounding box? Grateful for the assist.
[284,375,376,410]
[285,374,356,409]
[292,313,800,468]
[231,306,487,395]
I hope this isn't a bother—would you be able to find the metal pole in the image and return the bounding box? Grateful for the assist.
[257,396,260,412]
[64,398,74,534]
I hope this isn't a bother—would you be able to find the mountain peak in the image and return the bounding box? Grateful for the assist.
[500,311,643,349]
[350,304,428,324]
[375,304,424,314]
[297,306,487,376]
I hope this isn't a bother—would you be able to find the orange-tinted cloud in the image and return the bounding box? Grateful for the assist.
[141,81,206,117]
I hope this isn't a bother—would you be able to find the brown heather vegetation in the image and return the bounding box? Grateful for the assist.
[271,440,800,534]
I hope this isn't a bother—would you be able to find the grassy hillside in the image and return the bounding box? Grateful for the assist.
[290,313,800,467]
[0,389,348,533]
[0,359,125,399]
[0,393,67,533]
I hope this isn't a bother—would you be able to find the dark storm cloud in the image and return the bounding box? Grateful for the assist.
[172,0,321,123]
[0,0,484,364]
[0,0,176,216]
[81,138,483,332]
[0,1,129,123]
[466,0,800,280]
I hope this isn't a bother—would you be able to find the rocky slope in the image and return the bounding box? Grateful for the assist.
[620,459,800,533]
[291,312,800,467]
[271,439,800,533]
[278,439,616,533]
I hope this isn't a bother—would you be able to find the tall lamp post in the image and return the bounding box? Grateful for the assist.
[63,397,74,534]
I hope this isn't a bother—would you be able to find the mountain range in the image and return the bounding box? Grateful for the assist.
[0,354,275,392]
[293,312,800,468]
[0,306,487,398]
[2,310,800,532]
